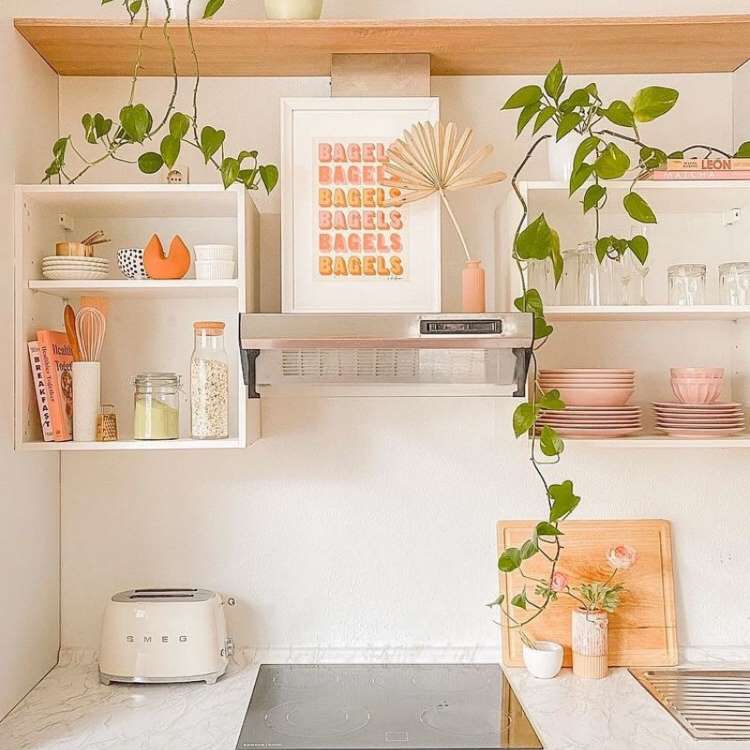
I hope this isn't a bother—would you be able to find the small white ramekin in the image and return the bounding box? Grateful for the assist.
[193,244,236,262]
[195,260,236,280]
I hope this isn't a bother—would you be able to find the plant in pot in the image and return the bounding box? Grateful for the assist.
[534,545,638,679]
[382,122,506,313]
[489,60,748,676]
[44,0,278,195]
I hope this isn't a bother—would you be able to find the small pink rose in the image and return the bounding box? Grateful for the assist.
[607,544,637,570]
[550,571,569,592]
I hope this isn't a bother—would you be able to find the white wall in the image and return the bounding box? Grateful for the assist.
[53,65,750,651]
[0,2,61,720]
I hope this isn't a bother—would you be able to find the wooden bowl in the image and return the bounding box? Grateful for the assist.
[56,242,93,258]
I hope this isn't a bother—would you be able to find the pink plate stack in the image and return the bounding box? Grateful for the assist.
[537,369,642,438]
[653,402,746,437]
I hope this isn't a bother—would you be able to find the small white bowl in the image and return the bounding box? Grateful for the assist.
[195,259,235,280]
[522,641,564,679]
[194,244,236,262]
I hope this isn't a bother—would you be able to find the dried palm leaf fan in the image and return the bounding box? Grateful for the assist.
[382,122,506,264]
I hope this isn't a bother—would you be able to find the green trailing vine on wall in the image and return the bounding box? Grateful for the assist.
[42,0,278,194]
[490,60,750,634]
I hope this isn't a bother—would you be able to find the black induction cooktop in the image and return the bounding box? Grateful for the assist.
[235,664,543,750]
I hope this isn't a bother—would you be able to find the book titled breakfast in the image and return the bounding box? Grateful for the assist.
[648,157,750,180]
[36,330,73,441]
[27,341,54,442]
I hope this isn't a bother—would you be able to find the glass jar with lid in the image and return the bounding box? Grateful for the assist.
[668,264,706,305]
[133,373,181,440]
[191,321,229,440]
[719,262,750,305]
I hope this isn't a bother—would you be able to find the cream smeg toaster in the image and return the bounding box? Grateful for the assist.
[99,588,232,685]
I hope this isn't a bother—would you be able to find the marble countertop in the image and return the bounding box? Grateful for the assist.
[1,647,749,750]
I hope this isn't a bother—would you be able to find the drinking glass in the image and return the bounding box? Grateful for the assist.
[527,258,557,306]
[576,241,600,306]
[668,264,706,306]
[719,262,750,305]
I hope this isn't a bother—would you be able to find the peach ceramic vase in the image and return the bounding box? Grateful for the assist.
[462,259,486,313]
[571,608,609,679]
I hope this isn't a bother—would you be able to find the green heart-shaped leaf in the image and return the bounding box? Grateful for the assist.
[556,112,582,142]
[120,103,150,143]
[200,125,226,164]
[583,183,606,213]
[502,85,543,110]
[628,235,649,265]
[498,548,522,572]
[631,86,679,122]
[513,402,538,438]
[539,425,565,457]
[259,164,279,194]
[169,112,191,140]
[548,480,580,522]
[220,156,240,188]
[594,143,630,179]
[602,100,635,127]
[137,152,164,174]
[624,192,657,224]
[538,389,565,411]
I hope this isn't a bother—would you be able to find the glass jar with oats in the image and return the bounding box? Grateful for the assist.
[190,321,229,439]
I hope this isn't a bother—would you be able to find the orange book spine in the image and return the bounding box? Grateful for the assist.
[37,330,73,441]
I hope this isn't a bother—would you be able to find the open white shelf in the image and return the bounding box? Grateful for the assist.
[545,305,750,321]
[28,279,240,299]
[15,184,260,451]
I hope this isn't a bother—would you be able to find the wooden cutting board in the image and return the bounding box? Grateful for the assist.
[496,519,677,668]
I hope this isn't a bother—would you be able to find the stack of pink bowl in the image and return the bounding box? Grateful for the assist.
[655,367,745,437]
[537,369,642,438]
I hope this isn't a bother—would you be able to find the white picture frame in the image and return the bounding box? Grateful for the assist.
[281,97,441,313]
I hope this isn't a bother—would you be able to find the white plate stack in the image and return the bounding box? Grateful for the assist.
[653,402,746,437]
[537,368,642,438]
[42,256,110,280]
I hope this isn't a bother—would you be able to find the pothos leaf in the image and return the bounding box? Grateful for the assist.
[536,521,563,538]
[548,480,580,521]
[502,85,543,110]
[498,548,522,572]
[623,192,657,224]
[486,593,505,608]
[538,389,565,411]
[583,183,606,213]
[259,164,279,193]
[203,0,225,18]
[137,152,164,174]
[539,425,565,457]
[514,288,544,316]
[629,235,649,265]
[513,402,538,438]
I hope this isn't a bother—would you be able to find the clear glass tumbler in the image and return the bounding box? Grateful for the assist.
[576,241,600,306]
[668,264,706,306]
[719,262,750,306]
[527,258,557,306]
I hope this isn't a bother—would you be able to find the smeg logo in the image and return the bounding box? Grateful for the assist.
[125,635,189,643]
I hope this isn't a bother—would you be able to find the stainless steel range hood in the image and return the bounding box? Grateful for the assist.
[239,313,533,398]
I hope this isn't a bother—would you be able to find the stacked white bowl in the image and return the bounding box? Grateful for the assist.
[194,244,236,280]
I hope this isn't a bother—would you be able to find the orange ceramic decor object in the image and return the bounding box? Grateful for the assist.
[143,234,191,280]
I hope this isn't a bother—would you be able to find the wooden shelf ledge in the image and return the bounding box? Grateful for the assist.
[14,16,750,77]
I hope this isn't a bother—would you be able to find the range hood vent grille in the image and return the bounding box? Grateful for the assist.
[279,348,491,383]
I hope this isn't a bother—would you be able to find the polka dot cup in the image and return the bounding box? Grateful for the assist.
[117,248,149,280]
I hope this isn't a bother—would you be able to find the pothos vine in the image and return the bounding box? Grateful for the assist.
[42,0,278,195]
[489,60,749,639]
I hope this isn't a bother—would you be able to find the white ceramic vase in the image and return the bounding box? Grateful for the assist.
[72,362,101,443]
[522,641,563,679]
[264,0,323,19]
[571,608,609,679]
[547,131,585,183]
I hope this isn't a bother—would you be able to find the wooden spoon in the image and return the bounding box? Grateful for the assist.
[64,304,82,362]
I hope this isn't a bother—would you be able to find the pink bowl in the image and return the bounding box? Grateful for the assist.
[670,367,724,379]
[671,379,722,404]
[555,385,634,406]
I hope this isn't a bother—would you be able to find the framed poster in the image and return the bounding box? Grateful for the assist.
[281,97,441,313]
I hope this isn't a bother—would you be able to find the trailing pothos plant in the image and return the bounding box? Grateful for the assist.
[42,0,278,195]
[488,60,749,636]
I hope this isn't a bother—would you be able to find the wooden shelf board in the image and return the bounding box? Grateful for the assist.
[28,279,240,298]
[14,16,750,77]
[21,438,246,451]
[545,305,750,321]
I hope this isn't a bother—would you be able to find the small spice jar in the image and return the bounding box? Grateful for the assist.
[133,373,181,440]
[191,322,229,440]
